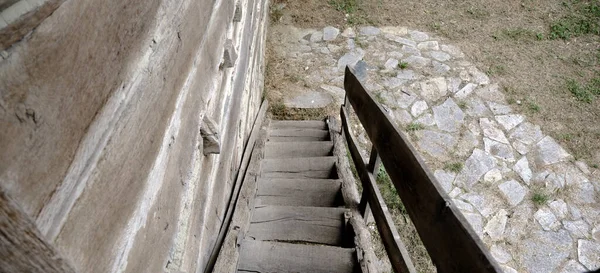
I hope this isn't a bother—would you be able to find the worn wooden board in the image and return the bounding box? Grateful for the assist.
[261,156,337,179]
[0,189,75,273]
[256,178,342,207]
[342,106,417,273]
[264,141,333,158]
[238,240,357,273]
[247,205,348,246]
[268,129,329,142]
[344,67,501,272]
[271,120,328,130]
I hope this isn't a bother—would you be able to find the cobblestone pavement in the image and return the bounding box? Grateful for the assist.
[270,24,600,273]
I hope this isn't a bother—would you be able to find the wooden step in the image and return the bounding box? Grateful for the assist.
[261,157,337,179]
[264,141,333,158]
[271,120,328,130]
[247,205,348,246]
[268,129,329,142]
[256,178,343,207]
[238,240,357,273]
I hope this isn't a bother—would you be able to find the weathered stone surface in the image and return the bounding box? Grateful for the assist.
[569,182,596,204]
[310,31,323,43]
[416,113,435,126]
[484,169,503,184]
[416,130,457,159]
[429,51,451,62]
[578,240,600,270]
[382,77,405,89]
[484,209,508,241]
[337,52,362,71]
[409,30,429,41]
[449,187,462,198]
[498,180,527,206]
[469,67,491,85]
[463,212,484,237]
[487,101,512,115]
[396,88,417,108]
[574,161,591,175]
[490,244,512,264]
[456,149,497,188]
[496,114,524,131]
[484,138,515,161]
[284,91,333,108]
[441,44,464,58]
[402,55,431,68]
[513,156,533,184]
[549,199,568,220]
[434,169,455,193]
[500,265,518,273]
[510,122,544,154]
[410,100,428,117]
[359,26,380,36]
[322,26,340,41]
[464,97,491,118]
[481,118,509,144]
[341,27,356,38]
[417,41,439,51]
[420,77,448,101]
[455,131,479,157]
[454,83,477,99]
[534,208,560,231]
[592,226,600,241]
[431,61,451,74]
[396,69,417,80]
[522,229,571,273]
[461,193,498,217]
[534,136,571,166]
[384,58,398,70]
[452,199,474,212]
[392,109,413,126]
[401,44,420,55]
[433,98,464,132]
[559,260,587,273]
[320,84,345,100]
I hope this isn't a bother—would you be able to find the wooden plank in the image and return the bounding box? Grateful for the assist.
[0,188,75,273]
[271,120,328,130]
[256,178,342,207]
[261,156,337,179]
[341,106,417,273]
[247,205,348,246]
[344,67,501,272]
[268,129,329,142]
[238,240,357,273]
[264,141,333,158]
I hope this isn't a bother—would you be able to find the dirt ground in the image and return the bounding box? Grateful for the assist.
[265,0,600,168]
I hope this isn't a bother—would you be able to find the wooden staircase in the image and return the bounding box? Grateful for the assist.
[236,120,359,273]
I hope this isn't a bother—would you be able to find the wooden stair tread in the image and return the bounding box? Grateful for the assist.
[247,205,348,246]
[256,178,342,207]
[238,240,357,273]
[268,129,329,142]
[264,141,333,158]
[271,120,328,130]
[261,157,337,179]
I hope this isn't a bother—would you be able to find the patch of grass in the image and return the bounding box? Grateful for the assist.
[376,166,407,214]
[527,101,541,113]
[444,162,463,173]
[353,36,367,48]
[329,0,358,14]
[406,122,425,132]
[487,64,507,76]
[270,5,284,23]
[592,163,599,169]
[549,1,600,40]
[457,100,468,110]
[494,28,538,41]
[270,101,331,120]
[566,76,600,103]
[531,192,550,206]
[559,133,574,141]
[374,92,386,104]
[398,62,409,69]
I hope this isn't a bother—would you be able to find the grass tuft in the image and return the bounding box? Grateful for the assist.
[398,62,409,69]
[376,166,407,214]
[406,122,425,131]
[531,192,550,206]
[444,162,464,173]
[549,1,600,40]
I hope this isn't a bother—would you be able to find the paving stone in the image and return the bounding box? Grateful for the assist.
[341,27,356,38]
[318,47,330,54]
[402,55,431,68]
[432,61,451,74]
[484,209,508,241]
[380,26,408,36]
[549,199,568,220]
[496,114,524,131]
[310,31,323,43]
[522,229,571,273]
[513,156,533,184]
[481,118,509,144]
[416,113,435,126]
[401,45,420,55]
[468,120,482,136]
[559,260,587,273]
[337,52,362,71]
[396,87,417,108]
[456,149,497,188]
[498,180,527,206]
[592,226,600,241]
[484,138,515,161]
[448,187,463,198]
[484,169,503,184]
[505,204,533,244]
[533,136,572,166]
[490,244,513,264]
[409,30,429,41]
[284,91,333,108]
[417,41,439,51]
[462,212,484,237]
[353,60,368,82]
[487,101,512,115]
[419,77,448,101]
[455,130,479,157]
[565,165,589,186]
[534,208,560,231]
[569,182,596,204]
[323,26,340,41]
[461,192,496,217]
[575,161,592,175]
[509,122,544,154]
[434,169,456,193]
[384,58,399,70]
[396,69,417,80]
[411,100,428,117]
[500,265,518,273]
[441,44,465,58]
[382,77,405,89]
[359,26,381,36]
[452,199,474,212]
[429,51,451,62]
[578,240,600,270]
[392,109,413,126]
[416,130,457,159]
[320,85,345,101]
[455,83,478,99]
[468,66,491,85]
[433,98,464,132]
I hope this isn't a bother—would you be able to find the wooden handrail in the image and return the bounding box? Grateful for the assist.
[341,66,501,273]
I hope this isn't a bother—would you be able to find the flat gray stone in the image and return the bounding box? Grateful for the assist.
[396,87,417,108]
[469,67,491,85]
[416,130,457,159]
[396,69,417,80]
[559,260,587,273]
[416,113,436,126]
[461,192,496,217]
[337,53,362,71]
[411,100,428,117]
[496,114,524,131]
[384,58,399,70]
[455,130,479,157]
[592,226,600,241]
[353,60,368,82]
[563,220,590,238]
[534,208,560,231]
[481,118,509,144]
[402,55,431,68]
[432,61,451,75]
[323,26,340,41]
[484,169,503,184]
[401,45,420,55]
[462,98,491,119]
[513,156,533,184]
[484,209,508,241]
[569,182,596,204]
[484,138,515,161]
[429,51,451,62]
[487,101,512,115]
[456,149,497,188]
[410,30,429,41]
[578,240,600,270]
[534,136,571,166]
[522,229,571,273]
[490,244,513,264]
[434,169,455,193]
[463,212,484,237]
[433,98,464,132]
[385,34,417,48]
[452,199,474,212]
[417,41,439,51]
[549,199,568,220]
[387,51,404,59]
[455,83,478,99]
[341,27,355,38]
[441,44,465,58]
[284,91,333,108]
[310,31,323,43]
[498,180,527,206]
[510,122,544,154]
[392,109,413,126]
[359,26,380,36]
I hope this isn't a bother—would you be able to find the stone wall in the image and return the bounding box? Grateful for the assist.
[0,0,268,270]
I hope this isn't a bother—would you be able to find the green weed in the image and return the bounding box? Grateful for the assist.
[398,62,409,69]
[531,192,550,206]
[549,1,600,39]
[406,122,425,131]
[376,166,407,214]
[527,101,541,113]
[444,162,464,173]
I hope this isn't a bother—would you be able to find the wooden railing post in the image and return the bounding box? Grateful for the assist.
[360,145,380,222]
